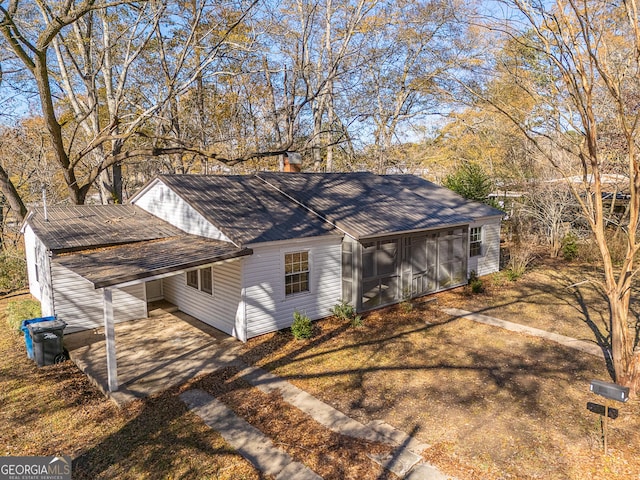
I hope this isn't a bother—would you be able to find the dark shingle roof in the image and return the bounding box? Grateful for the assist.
[382,175,504,219]
[156,175,337,245]
[54,236,251,289]
[27,205,183,252]
[255,172,492,239]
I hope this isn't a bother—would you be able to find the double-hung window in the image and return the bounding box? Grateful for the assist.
[186,270,199,289]
[200,267,213,294]
[186,267,213,295]
[285,251,309,295]
[469,227,482,257]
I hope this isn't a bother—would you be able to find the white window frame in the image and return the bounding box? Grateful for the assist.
[284,250,310,296]
[469,227,482,257]
[200,267,213,295]
[186,266,214,295]
[186,269,199,289]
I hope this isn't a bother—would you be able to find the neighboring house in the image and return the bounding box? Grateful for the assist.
[24,172,502,343]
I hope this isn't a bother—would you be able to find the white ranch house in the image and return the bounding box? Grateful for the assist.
[23,172,502,391]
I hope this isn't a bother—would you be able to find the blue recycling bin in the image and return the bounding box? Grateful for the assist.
[20,316,56,360]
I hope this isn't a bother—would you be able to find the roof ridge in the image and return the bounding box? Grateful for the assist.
[254,173,353,239]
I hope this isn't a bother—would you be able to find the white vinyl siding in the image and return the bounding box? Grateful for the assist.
[243,236,342,339]
[132,180,232,242]
[50,262,146,333]
[24,226,54,316]
[162,260,243,338]
[467,218,501,277]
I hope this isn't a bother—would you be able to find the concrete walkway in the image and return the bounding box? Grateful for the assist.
[236,364,433,478]
[442,308,606,358]
[180,389,322,480]
[67,306,456,477]
[180,360,455,479]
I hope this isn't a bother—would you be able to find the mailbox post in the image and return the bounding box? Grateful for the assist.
[588,380,629,454]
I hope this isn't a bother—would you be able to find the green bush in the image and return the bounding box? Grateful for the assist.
[331,300,364,327]
[561,232,578,261]
[5,298,41,332]
[468,271,484,294]
[350,314,364,327]
[330,300,357,321]
[291,310,313,339]
[505,268,523,282]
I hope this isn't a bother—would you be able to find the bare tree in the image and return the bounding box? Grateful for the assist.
[356,0,472,173]
[0,0,260,205]
[477,0,640,393]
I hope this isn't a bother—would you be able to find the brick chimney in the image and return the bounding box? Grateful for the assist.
[283,152,302,172]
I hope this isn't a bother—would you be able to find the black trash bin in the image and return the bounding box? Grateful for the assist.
[20,316,56,360]
[27,319,67,367]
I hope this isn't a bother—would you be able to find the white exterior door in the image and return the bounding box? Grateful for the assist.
[145,279,163,301]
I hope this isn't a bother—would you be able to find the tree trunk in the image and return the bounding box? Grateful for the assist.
[0,165,27,221]
[608,282,640,396]
[34,53,84,205]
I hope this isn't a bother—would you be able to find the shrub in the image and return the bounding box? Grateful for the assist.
[350,314,364,327]
[330,300,357,321]
[399,288,413,313]
[504,243,534,281]
[331,300,364,327]
[399,300,413,313]
[291,310,313,339]
[5,298,41,332]
[468,271,484,294]
[561,232,579,261]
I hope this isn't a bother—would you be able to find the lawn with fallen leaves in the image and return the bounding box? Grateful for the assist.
[0,293,261,480]
[1,258,639,479]
[240,260,640,479]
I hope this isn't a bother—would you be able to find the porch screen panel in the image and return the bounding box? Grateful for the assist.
[380,275,399,304]
[362,278,380,310]
[409,235,429,296]
[437,229,466,289]
[426,236,437,292]
[362,243,376,279]
[360,238,400,309]
[377,240,397,275]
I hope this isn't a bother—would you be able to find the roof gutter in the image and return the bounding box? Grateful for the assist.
[357,222,472,241]
[90,247,253,289]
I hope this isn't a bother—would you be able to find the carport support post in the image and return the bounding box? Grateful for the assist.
[103,287,118,392]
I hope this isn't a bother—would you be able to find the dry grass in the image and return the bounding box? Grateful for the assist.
[182,367,397,480]
[2,258,639,479]
[438,259,615,343]
[240,260,640,479]
[0,294,261,480]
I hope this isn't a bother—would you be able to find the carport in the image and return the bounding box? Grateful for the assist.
[64,305,241,404]
[54,235,251,393]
